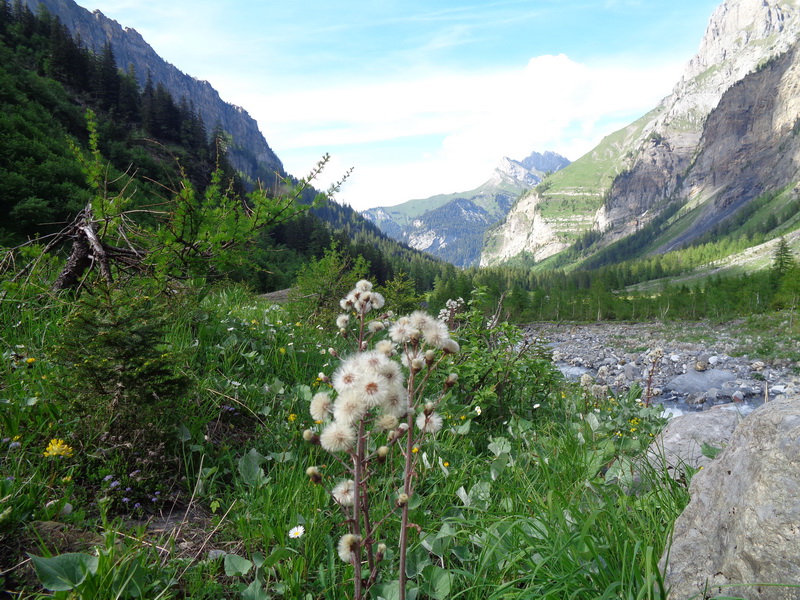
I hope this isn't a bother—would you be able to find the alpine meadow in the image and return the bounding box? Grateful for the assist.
[2,1,800,599]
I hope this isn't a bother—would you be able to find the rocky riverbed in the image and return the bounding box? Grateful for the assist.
[525,320,800,415]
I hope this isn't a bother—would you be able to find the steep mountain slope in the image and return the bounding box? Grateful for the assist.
[23,0,284,184]
[362,151,570,267]
[481,0,800,267]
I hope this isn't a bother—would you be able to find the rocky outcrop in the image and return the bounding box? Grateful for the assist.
[661,395,800,600]
[25,0,284,182]
[647,406,744,478]
[483,0,800,266]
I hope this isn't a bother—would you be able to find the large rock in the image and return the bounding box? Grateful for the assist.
[648,404,745,479]
[661,395,800,599]
[664,369,736,395]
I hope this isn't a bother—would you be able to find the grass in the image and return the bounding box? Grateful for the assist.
[0,280,710,599]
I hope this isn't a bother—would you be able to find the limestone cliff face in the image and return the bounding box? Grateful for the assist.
[483,0,800,266]
[598,0,800,241]
[662,45,800,252]
[25,0,284,181]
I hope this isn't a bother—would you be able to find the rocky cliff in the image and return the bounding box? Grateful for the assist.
[23,0,284,183]
[362,151,570,267]
[482,0,800,267]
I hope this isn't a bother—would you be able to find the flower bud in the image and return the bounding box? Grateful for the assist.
[396,493,409,507]
[303,429,320,445]
[376,445,389,463]
[306,466,322,484]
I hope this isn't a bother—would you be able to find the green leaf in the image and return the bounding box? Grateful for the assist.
[238,449,269,487]
[29,553,98,592]
[701,442,723,460]
[262,547,291,569]
[487,436,511,456]
[490,454,508,480]
[269,451,294,463]
[422,565,452,600]
[223,553,253,577]
[405,545,431,578]
[373,581,419,600]
[241,579,270,600]
[177,423,191,442]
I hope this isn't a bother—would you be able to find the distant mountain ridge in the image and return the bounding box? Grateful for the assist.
[361,151,570,267]
[23,0,284,184]
[481,0,800,268]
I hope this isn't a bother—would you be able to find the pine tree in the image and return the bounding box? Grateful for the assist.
[771,236,795,279]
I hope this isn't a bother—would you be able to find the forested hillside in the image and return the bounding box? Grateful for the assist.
[0,1,448,292]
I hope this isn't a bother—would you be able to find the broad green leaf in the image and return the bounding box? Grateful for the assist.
[422,565,452,600]
[490,454,508,480]
[241,579,270,600]
[238,449,269,487]
[468,481,491,510]
[223,553,253,577]
[405,545,430,578]
[29,553,98,592]
[487,436,511,456]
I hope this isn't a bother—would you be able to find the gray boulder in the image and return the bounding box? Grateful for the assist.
[648,405,745,478]
[664,369,736,395]
[661,395,800,600]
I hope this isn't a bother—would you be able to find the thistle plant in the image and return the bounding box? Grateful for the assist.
[303,280,459,599]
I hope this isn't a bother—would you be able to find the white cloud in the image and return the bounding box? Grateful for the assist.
[231,53,685,211]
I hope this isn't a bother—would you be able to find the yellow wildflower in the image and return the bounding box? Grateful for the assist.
[288,413,297,422]
[26,357,36,364]
[43,438,74,458]
[279,347,286,354]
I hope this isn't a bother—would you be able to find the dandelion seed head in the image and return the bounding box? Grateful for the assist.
[355,280,372,292]
[422,319,450,348]
[381,385,410,418]
[409,311,433,331]
[376,414,399,431]
[388,318,412,344]
[337,533,360,563]
[332,361,359,393]
[368,320,385,333]
[416,412,443,434]
[320,421,356,453]
[440,338,460,354]
[336,314,350,329]
[332,479,356,506]
[333,391,368,425]
[375,339,395,357]
[310,392,333,422]
[371,292,385,310]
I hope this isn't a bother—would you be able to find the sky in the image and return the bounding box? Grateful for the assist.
[74,0,722,211]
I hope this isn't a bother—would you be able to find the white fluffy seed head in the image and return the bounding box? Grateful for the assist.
[320,421,356,453]
[333,391,368,425]
[416,411,443,434]
[332,479,356,506]
[422,319,450,348]
[440,338,460,354]
[375,339,395,357]
[338,534,360,563]
[310,392,333,422]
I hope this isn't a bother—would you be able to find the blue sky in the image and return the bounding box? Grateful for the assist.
[75,0,721,210]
